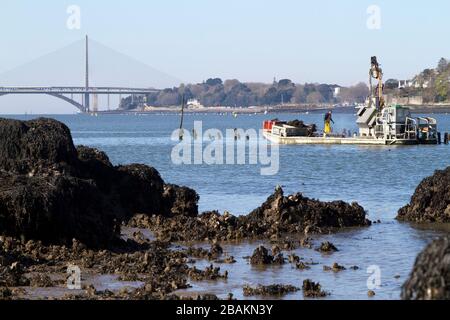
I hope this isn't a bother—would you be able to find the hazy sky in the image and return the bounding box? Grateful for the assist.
[0,0,449,113]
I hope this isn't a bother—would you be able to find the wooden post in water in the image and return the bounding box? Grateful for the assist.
[437,132,441,144]
[444,132,449,145]
[179,95,185,141]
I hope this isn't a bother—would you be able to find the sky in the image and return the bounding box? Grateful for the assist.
[0,0,449,113]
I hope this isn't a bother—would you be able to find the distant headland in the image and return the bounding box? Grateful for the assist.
[116,58,450,114]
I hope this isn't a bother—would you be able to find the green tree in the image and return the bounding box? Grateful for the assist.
[437,58,448,73]
[435,75,450,102]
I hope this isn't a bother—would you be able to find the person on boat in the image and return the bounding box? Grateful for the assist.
[324,111,334,135]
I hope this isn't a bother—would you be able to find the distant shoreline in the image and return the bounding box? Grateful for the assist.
[2,105,449,117]
[96,104,450,115]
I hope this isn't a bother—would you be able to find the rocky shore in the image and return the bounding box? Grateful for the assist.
[402,236,450,300]
[128,187,370,243]
[0,118,198,247]
[397,167,450,223]
[399,167,450,300]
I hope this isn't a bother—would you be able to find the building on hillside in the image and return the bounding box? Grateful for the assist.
[187,99,205,109]
[333,87,341,98]
[398,80,414,89]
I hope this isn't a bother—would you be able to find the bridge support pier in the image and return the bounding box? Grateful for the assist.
[84,93,90,113]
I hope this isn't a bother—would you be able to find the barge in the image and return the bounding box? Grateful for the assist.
[263,57,440,146]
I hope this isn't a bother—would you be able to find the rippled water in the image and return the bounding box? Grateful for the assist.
[5,110,450,300]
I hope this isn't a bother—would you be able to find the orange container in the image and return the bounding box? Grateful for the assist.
[263,121,274,131]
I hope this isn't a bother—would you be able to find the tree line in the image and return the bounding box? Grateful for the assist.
[119,78,369,110]
[384,58,450,103]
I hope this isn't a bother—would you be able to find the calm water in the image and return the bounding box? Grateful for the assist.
[5,111,450,300]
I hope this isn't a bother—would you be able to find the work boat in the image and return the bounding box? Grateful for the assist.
[263,57,439,146]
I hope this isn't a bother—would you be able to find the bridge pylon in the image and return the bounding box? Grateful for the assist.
[84,35,90,113]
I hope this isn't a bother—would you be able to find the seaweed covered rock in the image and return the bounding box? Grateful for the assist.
[402,236,450,300]
[243,284,300,297]
[397,167,450,223]
[0,121,122,247]
[130,187,369,242]
[250,246,274,265]
[0,236,192,300]
[163,184,199,217]
[302,279,328,298]
[317,241,339,253]
[0,170,119,247]
[77,145,112,167]
[0,118,198,247]
[243,187,370,236]
[116,164,165,217]
[0,118,78,174]
[76,147,173,219]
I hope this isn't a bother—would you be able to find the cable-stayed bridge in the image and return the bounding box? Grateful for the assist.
[0,36,160,113]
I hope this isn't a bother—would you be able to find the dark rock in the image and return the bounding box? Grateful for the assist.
[296,262,310,270]
[402,236,450,300]
[250,246,274,265]
[288,254,300,264]
[222,256,236,264]
[0,236,193,300]
[76,148,183,219]
[249,245,285,265]
[210,243,223,257]
[0,118,198,247]
[244,187,370,236]
[323,263,346,272]
[317,241,339,253]
[75,146,117,192]
[271,245,281,256]
[397,167,450,223]
[196,294,220,300]
[0,261,29,287]
[302,279,328,298]
[77,145,112,167]
[0,170,118,247]
[0,118,78,174]
[243,284,300,297]
[162,184,199,217]
[116,164,165,218]
[185,243,223,261]
[0,287,12,300]
[272,253,286,265]
[133,187,370,242]
[188,264,227,281]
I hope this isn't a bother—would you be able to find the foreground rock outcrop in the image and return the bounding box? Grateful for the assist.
[397,167,450,223]
[129,187,370,242]
[0,236,192,300]
[0,118,198,247]
[402,236,450,300]
[245,187,370,235]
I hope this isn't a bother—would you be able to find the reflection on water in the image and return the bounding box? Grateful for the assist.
[5,112,450,300]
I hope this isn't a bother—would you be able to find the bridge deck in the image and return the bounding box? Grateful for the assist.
[0,86,159,94]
